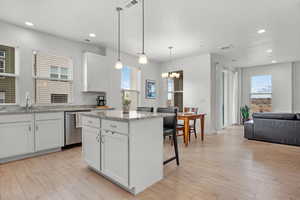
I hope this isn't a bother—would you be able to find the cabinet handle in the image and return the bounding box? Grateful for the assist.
[100,135,104,144]
[88,120,93,124]
[28,125,32,132]
[36,125,39,131]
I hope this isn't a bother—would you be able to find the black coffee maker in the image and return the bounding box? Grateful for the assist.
[96,95,106,106]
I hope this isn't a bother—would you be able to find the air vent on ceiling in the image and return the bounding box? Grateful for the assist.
[123,0,139,8]
[220,44,234,50]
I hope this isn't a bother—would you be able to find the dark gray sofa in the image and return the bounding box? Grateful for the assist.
[244,113,300,146]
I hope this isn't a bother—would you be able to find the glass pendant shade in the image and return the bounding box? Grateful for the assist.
[138,53,148,64]
[161,73,169,78]
[115,60,123,69]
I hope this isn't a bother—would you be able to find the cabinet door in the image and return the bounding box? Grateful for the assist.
[84,52,109,92]
[101,130,128,186]
[0,122,34,159]
[82,126,100,171]
[35,119,63,151]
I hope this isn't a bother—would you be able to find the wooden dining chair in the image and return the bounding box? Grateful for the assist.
[157,107,179,166]
[177,107,199,141]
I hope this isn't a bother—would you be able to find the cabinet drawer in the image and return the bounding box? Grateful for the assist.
[0,114,33,124]
[35,112,64,120]
[82,116,100,129]
[102,119,128,134]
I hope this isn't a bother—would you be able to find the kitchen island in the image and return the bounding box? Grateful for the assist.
[80,110,170,195]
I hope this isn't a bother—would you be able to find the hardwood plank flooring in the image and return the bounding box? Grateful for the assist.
[1,126,300,200]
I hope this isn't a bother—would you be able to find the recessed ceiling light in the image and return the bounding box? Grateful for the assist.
[25,21,34,26]
[271,60,277,63]
[89,33,96,38]
[257,29,266,34]
[266,49,273,53]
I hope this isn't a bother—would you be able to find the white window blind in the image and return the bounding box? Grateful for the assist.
[34,52,73,104]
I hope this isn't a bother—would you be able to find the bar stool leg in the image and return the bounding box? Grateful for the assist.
[172,130,180,166]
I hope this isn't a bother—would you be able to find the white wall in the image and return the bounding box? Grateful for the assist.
[0,20,161,108]
[210,54,238,130]
[293,61,300,112]
[160,54,215,133]
[240,62,293,113]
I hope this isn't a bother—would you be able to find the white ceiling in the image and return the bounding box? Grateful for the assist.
[0,0,300,67]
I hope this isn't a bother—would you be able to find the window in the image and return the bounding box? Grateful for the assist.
[50,66,59,79]
[121,66,141,110]
[50,66,70,80]
[0,51,5,73]
[0,45,16,104]
[250,75,272,113]
[166,71,183,111]
[34,52,73,104]
[167,78,174,106]
[0,92,5,103]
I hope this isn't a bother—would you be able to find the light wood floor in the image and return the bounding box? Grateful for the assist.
[1,126,300,200]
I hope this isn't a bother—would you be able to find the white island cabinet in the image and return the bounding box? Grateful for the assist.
[81,111,166,195]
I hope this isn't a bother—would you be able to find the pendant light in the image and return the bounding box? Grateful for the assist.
[138,0,148,64]
[161,46,180,78]
[115,7,123,69]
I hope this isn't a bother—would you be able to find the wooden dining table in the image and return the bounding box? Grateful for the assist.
[177,112,206,146]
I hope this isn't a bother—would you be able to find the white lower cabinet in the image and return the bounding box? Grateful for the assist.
[35,119,63,151]
[101,130,129,187]
[0,112,64,162]
[35,112,64,152]
[0,121,34,159]
[82,126,101,171]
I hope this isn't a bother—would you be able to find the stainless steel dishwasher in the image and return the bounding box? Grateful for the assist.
[64,110,91,146]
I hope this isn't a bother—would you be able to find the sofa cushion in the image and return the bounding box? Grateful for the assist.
[296,114,300,120]
[252,113,297,120]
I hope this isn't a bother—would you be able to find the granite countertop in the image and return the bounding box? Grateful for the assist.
[0,105,114,115]
[80,110,174,122]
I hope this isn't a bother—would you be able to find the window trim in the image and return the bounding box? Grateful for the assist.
[0,46,18,105]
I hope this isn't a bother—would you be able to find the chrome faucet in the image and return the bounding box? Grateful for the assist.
[25,92,32,111]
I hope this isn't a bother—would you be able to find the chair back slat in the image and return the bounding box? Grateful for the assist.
[184,107,198,114]
[157,107,178,129]
[137,107,154,112]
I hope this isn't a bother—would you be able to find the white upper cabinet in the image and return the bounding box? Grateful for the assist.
[83,52,109,92]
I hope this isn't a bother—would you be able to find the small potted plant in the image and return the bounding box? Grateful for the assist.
[240,105,250,124]
[122,98,131,114]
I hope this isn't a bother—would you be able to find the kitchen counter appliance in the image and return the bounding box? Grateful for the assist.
[64,110,91,146]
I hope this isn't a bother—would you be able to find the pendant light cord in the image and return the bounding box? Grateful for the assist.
[118,7,121,61]
[142,0,145,54]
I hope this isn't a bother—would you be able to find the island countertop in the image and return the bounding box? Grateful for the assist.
[80,110,174,122]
